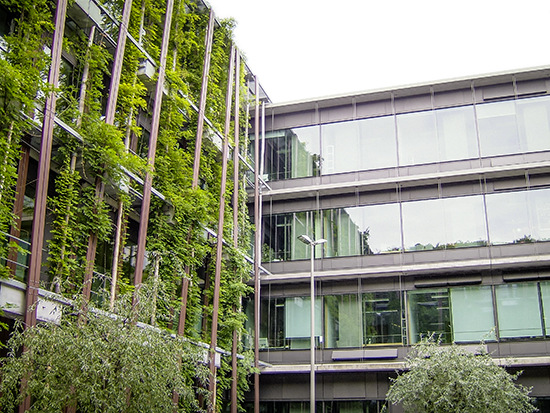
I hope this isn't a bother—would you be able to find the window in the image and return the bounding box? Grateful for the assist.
[408,289,451,344]
[397,110,438,165]
[251,126,320,181]
[321,116,397,174]
[363,291,402,345]
[403,195,487,251]
[495,283,542,338]
[285,296,322,349]
[450,286,496,342]
[324,294,363,348]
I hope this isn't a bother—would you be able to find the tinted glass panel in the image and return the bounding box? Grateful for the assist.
[477,100,520,156]
[363,291,402,345]
[485,189,550,245]
[321,116,397,174]
[253,126,320,181]
[323,204,401,257]
[496,283,542,338]
[403,195,487,251]
[517,96,550,152]
[451,285,496,342]
[408,289,451,344]
[436,105,478,161]
[324,295,363,348]
[397,110,438,165]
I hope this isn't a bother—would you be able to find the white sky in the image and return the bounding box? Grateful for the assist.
[206,0,550,104]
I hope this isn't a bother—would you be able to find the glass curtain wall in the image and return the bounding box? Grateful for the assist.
[321,116,397,174]
[263,188,550,263]
[250,126,320,181]
[260,95,550,181]
[257,281,550,350]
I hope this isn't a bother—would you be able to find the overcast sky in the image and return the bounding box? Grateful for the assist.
[206,0,550,103]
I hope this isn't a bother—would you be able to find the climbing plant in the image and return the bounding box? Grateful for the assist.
[0,0,54,277]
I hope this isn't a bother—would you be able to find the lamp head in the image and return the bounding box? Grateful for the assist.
[298,234,313,245]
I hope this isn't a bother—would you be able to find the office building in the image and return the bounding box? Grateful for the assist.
[250,66,550,412]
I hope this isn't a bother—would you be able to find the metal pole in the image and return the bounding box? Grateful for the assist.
[178,7,216,335]
[253,75,261,413]
[132,0,174,310]
[310,243,315,413]
[208,44,235,413]
[20,0,68,410]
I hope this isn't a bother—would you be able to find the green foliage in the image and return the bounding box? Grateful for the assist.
[0,0,53,277]
[385,338,536,413]
[0,299,210,412]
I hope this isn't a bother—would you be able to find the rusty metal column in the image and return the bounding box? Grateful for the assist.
[132,0,174,308]
[82,0,132,303]
[230,50,241,413]
[253,76,261,413]
[208,44,235,413]
[20,0,68,410]
[7,145,30,275]
[104,0,132,125]
[177,8,215,335]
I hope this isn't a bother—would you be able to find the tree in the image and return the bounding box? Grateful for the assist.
[385,338,536,413]
[0,296,211,412]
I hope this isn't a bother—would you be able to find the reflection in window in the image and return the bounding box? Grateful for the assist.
[397,110,438,165]
[408,289,451,344]
[451,286,496,342]
[363,291,402,345]
[321,116,397,174]
[402,195,487,251]
[486,188,550,245]
[477,100,520,156]
[262,211,320,261]
[495,283,542,338]
[436,105,479,161]
[251,126,320,181]
[285,296,322,349]
[323,204,402,257]
[325,295,363,348]
[540,281,550,336]
[517,96,550,152]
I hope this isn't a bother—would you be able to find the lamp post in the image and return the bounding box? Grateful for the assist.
[298,234,327,413]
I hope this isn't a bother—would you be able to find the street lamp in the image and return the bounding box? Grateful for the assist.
[298,234,327,413]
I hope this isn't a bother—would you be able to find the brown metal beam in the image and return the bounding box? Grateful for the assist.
[230,50,241,413]
[208,44,235,412]
[178,8,216,336]
[20,0,68,409]
[132,0,174,309]
[253,76,261,413]
[104,0,133,125]
[7,145,30,275]
[82,0,133,303]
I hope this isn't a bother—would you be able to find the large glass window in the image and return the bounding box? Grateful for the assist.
[408,289,451,344]
[496,283,543,338]
[321,116,397,174]
[285,296,322,349]
[252,126,320,181]
[540,281,550,336]
[486,188,550,245]
[477,100,520,157]
[516,96,550,152]
[324,294,363,348]
[323,204,401,257]
[397,110,438,165]
[363,291,402,345]
[402,195,487,251]
[262,211,320,261]
[451,286,496,342]
[436,105,479,161]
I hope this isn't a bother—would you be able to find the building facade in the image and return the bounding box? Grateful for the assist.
[250,67,550,412]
